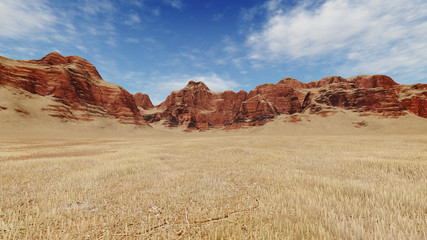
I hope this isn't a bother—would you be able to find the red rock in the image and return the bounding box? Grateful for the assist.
[134,92,154,110]
[247,82,302,114]
[307,76,348,88]
[401,97,427,118]
[396,83,427,118]
[288,115,302,123]
[314,88,406,117]
[214,90,247,127]
[150,74,426,130]
[350,75,398,89]
[0,53,146,125]
[153,79,307,130]
[236,95,277,124]
[2,53,426,130]
[155,81,216,129]
[279,77,307,89]
[30,52,70,65]
[15,109,29,115]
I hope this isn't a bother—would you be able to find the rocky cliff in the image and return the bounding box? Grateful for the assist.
[1,53,426,130]
[0,52,147,125]
[134,92,154,110]
[145,75,426,130]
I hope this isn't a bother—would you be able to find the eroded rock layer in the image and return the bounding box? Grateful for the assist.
[145,75,427,130]
[0,52,147,125]
[1,53,426,130]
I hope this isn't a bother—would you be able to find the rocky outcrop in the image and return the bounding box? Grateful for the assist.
[396,84,427,118]
[305,75,418,118]
[149,75,426,130]
[134,92,154,110]
[148,81,221,129]
[1,53,426,130]
[314,88,406,116]
[352,75,398,89]
[0,52,148,125]
[144,80,286,130]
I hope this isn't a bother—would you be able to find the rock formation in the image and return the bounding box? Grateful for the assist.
[134,92,154,110]
[1,52,426,130]
[0,52,149,125]
[146,75,426,130]
[396,83,427,118]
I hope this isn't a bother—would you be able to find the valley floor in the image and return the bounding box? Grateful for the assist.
[0,132,426,239]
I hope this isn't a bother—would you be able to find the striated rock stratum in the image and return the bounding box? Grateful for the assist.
[0,52,146,125]
[1,53,426,130]
[143,75,426,130]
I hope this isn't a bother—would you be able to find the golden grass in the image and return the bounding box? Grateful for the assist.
[0,133,426,239]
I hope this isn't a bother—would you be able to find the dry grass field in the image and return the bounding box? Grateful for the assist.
[1,126,426,239]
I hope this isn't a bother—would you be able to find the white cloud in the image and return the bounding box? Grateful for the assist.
[180,53,197,61]
[126,38,140,43]
[125,14,141,25]
[122,71,145,83]
[130,0,143,8]
[0,0,56,39]
[106,38,116,46]
[247,0,427,80]
[222,37,238,54]
[76,45,88,52]
[78,0,114,15]
[240,5,262,22]
[163,74,238,93]
[0,0,118,44]
[15,47,39,56]
[163,0,183,9]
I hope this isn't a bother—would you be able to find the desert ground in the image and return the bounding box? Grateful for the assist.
[0,113,426,239]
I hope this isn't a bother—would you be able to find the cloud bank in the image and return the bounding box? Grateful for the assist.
[247,0,427,79]
[0,0,56,39]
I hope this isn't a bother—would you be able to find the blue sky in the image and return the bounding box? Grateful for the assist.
[1,0,426,104]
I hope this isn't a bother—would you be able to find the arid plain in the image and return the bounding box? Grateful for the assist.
[1,53,427,239]
[1,112,426,239]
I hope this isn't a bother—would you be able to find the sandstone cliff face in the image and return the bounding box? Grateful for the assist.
[1,53,426,130]
[150,81,222,129]
[134,92,154,110]
[149,75,426,130]
[0,52,150,125]
[396,84,427,118]
[314,88,406,116]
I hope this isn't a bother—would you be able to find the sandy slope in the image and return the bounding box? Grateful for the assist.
[0,86,148,138]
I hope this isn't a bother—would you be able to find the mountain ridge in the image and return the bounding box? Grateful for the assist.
[1,52,426,131]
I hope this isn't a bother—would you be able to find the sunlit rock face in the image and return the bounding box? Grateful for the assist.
[1,53,426,130]
[0,52,148,125]
[134,93,154,110]
[151,75,426,130]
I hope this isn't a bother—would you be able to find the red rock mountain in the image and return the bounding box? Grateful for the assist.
[134,92,154,110]
[0,52,146,125]
[143,75,426,130]
[1,53,426,130]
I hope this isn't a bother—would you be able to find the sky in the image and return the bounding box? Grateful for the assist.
[1,0,427,104]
